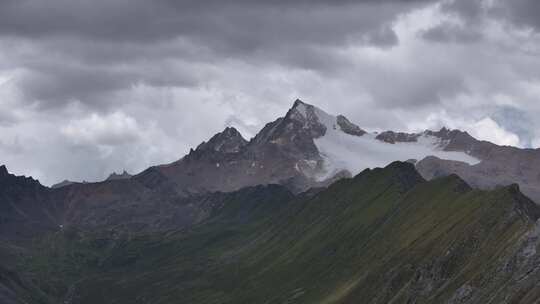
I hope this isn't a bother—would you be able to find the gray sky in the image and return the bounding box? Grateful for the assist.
[1,0,539,186]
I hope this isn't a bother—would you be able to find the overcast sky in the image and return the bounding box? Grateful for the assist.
[1,0,540,186]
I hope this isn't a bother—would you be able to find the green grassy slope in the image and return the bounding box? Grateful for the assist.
[14,162,540,303]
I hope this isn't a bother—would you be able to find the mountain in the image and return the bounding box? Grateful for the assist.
[3,98,540,240]
[52,171,132,189]
[138,99,344,194]
[136,99,482,195]
[36,100,540,208]
[143,99,540,203]
[13,162,540,303]
[3,99,540,240]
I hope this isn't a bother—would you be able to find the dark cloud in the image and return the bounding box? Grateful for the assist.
[417,0,485,44]
[15,54,202,108]
[0,0,436,109]
[360,64,467,109]
[437,0,540,34]
[420,23,482,43]
[490,0,540,32]
[440,0,484,21]
[364,25,400,47]
[0,0,432,44]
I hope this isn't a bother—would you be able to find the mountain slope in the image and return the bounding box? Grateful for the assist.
[0,165,62,241]
[15,162,540,304]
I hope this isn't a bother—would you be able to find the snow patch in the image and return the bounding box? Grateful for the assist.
[310,108,480,181]
[295,102,308,118]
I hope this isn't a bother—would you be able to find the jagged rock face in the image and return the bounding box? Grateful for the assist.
[425,128,487,156]
[375,127,495,160]
[195,127,248,154]
[0,167,61,241]
[336,115,366,136]
[251,99,325,158]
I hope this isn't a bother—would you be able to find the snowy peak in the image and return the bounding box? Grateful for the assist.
[162,99,484,195]
[284,99,366,139]
[284,99,327,138]
[196,127,247,154]
[249,99,367,160]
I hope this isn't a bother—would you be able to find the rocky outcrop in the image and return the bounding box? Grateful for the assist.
[376,130,420,144]
[106,170,132,181]
[336,115,366,136]
[194,127,248,154]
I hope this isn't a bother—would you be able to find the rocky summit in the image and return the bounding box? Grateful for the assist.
[3,100,540,303]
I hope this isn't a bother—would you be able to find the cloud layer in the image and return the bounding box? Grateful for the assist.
[0,0,539,185]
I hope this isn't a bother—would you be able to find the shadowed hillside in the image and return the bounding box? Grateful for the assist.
[7,162,540,303]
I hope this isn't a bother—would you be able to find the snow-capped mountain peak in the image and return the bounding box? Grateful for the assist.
[281,101,480,181]
[287,99,365,138]
[261,99,480,182]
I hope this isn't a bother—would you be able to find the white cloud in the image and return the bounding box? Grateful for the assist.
[468,117,521,147]
[61,112,140,146]
[406,111,521,147]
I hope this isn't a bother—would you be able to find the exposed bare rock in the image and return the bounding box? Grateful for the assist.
[195,126,247,154]
[106,170,132,181]
[336,115,366,136]
[376,130,420,144]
